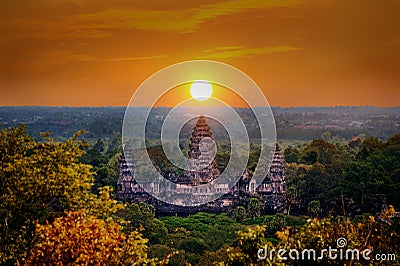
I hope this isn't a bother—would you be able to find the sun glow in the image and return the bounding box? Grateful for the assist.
[190,80,213,101]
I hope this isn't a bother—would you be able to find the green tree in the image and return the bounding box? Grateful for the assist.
[93,138,107,153]
[284,147,300,163]
[108,132,122,153]
[307,200,322,217]
[301,139,338,165]
[302,150,318,164]
[116,203,168,245]
[385,133,400,146]
[248,198,261,220]
[285,185,298,216]
[357,136,384,160]
[226,225,283,265]
[233,206,247,222]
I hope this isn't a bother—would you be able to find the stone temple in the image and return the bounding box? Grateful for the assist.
[117,115,286,214]
[185,115,220,185]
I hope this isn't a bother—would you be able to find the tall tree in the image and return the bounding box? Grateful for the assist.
[0,126,161,265]
[0,126,93,263]
[247,198,261,220]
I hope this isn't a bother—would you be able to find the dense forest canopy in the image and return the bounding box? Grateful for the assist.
[1,105,399,264]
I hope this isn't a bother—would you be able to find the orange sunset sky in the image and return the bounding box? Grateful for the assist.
[0,0,399,107]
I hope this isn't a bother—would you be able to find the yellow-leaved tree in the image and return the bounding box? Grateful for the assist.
[276,206,399,265]
[0,125,163,265]
[25,210,155,265]
[0,125,93,263]
[220,207,398,265]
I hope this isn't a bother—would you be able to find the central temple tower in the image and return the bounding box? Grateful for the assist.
[185,115,220,185]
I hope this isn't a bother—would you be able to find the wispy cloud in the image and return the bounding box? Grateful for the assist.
[105,54,167,62]
[0,0,301,41]
[78,0,301,33]
[215,46,245,50]
[198,45,303,59]
[27,49,93,72]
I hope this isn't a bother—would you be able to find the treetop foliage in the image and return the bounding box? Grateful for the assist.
[0,125,163,265]
[1,125,399,265]
[284,134,400,216]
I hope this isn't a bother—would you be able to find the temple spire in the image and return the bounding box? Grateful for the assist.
[186,115,220,185]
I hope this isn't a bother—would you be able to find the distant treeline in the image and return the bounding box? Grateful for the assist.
[0,106,399,141]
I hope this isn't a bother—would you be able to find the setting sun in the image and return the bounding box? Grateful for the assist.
[190,80,213,101]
